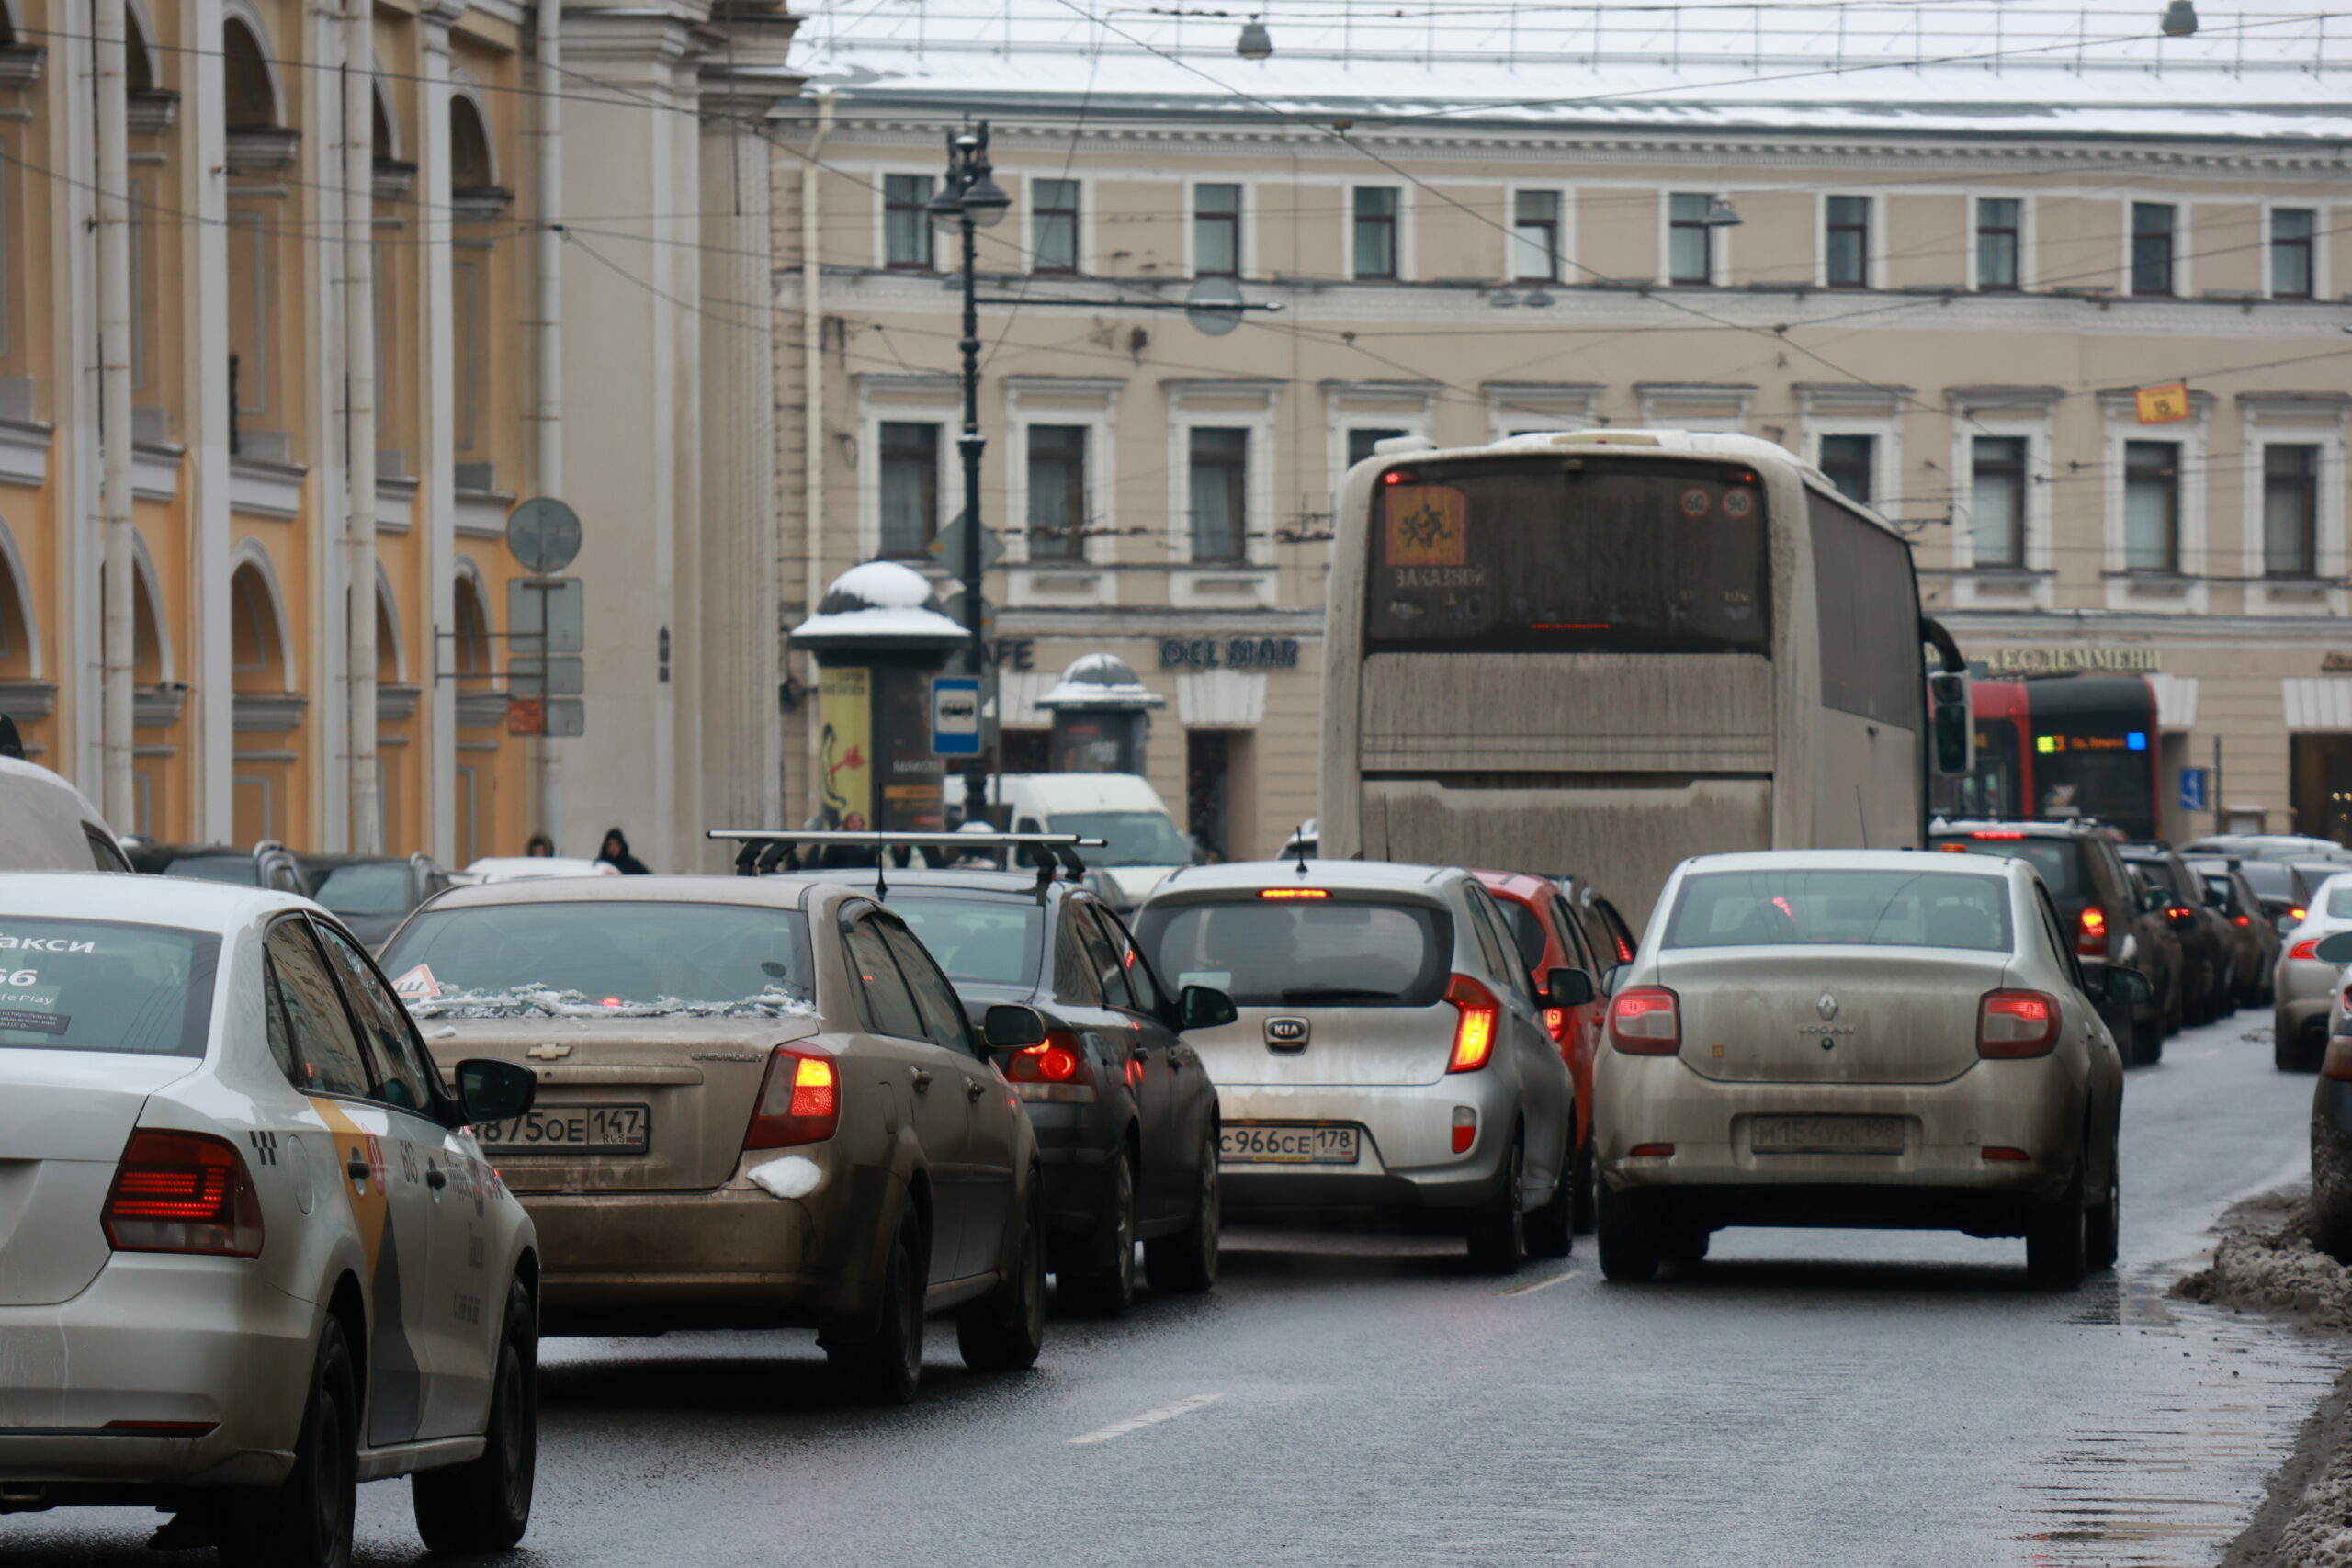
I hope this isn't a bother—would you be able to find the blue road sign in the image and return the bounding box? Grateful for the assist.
[933,677,981,757]
[2179,767,2209,813]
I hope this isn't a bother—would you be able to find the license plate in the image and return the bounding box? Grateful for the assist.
[1751,1115,1905,1156]
[478,1104,650,1156]
[1221,1123,1360,1165]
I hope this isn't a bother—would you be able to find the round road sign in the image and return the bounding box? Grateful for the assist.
[506,497,582,574]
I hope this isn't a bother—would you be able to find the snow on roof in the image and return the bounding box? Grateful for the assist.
[793,1,2352,140]
[1038,651,1167,708]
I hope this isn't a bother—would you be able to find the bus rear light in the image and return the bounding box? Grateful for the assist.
[744,1049,841,1150]
[1978,990,2061,1058]
[1628,1143,1675,1157]
[1444,976,1498,1073]
[102,1131,265,1258]
[1981,1146,2030,1162]
[1610,987,1680,1055]
[2075,906,2108,957]
[1452,1105,1476,1155]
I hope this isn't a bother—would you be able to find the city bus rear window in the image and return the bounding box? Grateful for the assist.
[1134,898,1451,1008]
[1363,456,1768,654]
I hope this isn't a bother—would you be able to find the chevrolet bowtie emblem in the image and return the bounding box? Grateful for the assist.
[526,1043,572,1062]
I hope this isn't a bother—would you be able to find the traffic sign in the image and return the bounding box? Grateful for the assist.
[506,497,582,573]
[933,676,981,756]
[509,655,584,696]
[927,512,1004,574]
[543,697,585,739]
[507,576,583,656]
[2179,767,2209,812]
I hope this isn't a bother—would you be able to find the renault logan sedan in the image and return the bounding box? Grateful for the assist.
[379,874,1046,1404]
[1592,851,2136,1289]
[1135,860,1579,1274]
[0,874,541,1566]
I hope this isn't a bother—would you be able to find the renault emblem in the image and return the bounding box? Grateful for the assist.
[1815,993,1839,1021]
[526,1043,572,1062]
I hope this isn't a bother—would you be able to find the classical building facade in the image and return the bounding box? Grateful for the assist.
[0,0,795,870]
[775,2,2352,856]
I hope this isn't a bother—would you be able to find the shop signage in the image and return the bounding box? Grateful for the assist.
[1159,636,1302,671]
[2322,652,2352,673]
[2135,382,2191,425]
[1979,646,2163,675]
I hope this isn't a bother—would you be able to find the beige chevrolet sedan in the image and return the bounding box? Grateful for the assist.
[378,875,1046,1404]
[1592,850,2135,1289]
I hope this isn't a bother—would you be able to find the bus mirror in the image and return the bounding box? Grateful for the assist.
[1928,671,1973,778]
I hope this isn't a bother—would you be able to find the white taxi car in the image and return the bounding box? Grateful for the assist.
[0,874,540,1565]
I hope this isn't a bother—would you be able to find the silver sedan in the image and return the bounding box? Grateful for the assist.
[1591,850,2135,1289]
[2275,873,2352,1071]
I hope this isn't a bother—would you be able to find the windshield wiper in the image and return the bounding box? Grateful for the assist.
[1280,986,1403,1004]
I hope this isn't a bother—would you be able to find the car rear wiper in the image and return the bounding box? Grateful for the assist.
[1279,986,1403,1004]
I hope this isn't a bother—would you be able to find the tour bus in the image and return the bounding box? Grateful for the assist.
[1317,428,1963,925]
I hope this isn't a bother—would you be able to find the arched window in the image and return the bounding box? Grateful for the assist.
[124,7,155,96]
[230,558,288,691]
[0,525,32,682]
[223,18,276,130]
[450,97,494,192]
[451,575,493,685]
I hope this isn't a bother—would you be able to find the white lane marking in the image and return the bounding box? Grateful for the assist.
[1498,1268,1577,1298]
[1068,1393,1226,1446]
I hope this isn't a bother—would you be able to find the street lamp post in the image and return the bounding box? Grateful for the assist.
[927,126,1011,827]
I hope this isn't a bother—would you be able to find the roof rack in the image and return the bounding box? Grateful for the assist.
[705,829,1106,897]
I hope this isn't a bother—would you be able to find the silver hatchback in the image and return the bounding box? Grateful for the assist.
[1134,860,1579,1273]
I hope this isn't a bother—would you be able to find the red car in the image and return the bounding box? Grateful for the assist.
[1474,870,1635,1231]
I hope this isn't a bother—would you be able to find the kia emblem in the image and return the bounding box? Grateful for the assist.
[1264,1016,1310,1049]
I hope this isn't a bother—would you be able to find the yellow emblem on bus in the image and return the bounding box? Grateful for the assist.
[1384,484,1467,567]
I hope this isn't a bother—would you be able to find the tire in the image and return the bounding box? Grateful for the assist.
[2086,1152,2120,1273]
[217,1316,357,1568]
[2026,1165,2087,1290]
[1144,1125,1219,1294]
[1570,1139,1596,1235]
[2131,1011,2162,1067]
[1464,1134,1527,1276]
[1058,1148,1137,1316]
[959,1182,1046,1373]
[830,1209,924,1405]
[1659,1224,1710,1269]
[1523,1134,1574,1261]
[413,1278,537,1553]
[1596,1179,1660,1284]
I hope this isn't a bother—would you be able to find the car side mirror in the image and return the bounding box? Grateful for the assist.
[1545,966,1595,1009]
[2315,932,2352,964]
[1599,965,1624,998]
[456,1058,535,1125]
[1178,985,1238,1031]
[2138,887,2169,914]
[2096,967,2154,1008]
[982,1003,1049,1050]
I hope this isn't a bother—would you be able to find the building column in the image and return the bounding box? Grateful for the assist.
[53,0,97,793]
[420,1,462,864]
[304,0,351,849]
[188,0,234,840]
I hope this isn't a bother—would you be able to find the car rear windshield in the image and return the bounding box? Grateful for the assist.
[1048,811,1192,868]
[1135,897,1452,1008]
[161,855,262,886]
[311,862,412,918]
[1928,835,2084,899]
[884,896,1041,987]
[380,902,813,1017]
[0,917,218,1056]
[1665,869,2014,953]
[2125,857,2180,898]
[1363,455,1769,656]
[2229,861,2306,901]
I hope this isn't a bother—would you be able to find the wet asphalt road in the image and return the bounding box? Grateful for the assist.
[6,1010,2346,1568]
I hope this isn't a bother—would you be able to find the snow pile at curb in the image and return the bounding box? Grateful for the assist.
[2176,1195,2352,1331]
[2277,1460,2352,1568]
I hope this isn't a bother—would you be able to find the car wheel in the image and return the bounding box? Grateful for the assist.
[1570,1138,1596,1235]
[1464,1134,1527,1275]
[1596,1179,1660,1284]
[1059,1148,1136,1317]
[2086,1152,2120,1273]
[2131,1011,2162,1067]
[1144,1124,1219,1294]
[217,1315,357,1568]
[2026,1164,2087,1290]
[830,1209,924,1405]
[959,1182,1046,1372]
[1659,1224,1710,1269]
[1523,1133,1575,1261]
[413,1278,537,1553]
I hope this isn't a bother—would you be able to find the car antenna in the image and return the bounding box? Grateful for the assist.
[1294,824,1309,878]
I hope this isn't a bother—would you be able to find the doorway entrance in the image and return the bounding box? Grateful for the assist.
[2291,734,2352,847]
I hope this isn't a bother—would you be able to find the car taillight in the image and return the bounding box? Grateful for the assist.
[1451,1105,1476,1155]
[2075,905,2108,957]
[2292,938,2324,961]
[743,1048,840,1150]
[1542,1006,1568,1044]
[1978,989,2061,1059]
[1004,1029,1098,1103]
[1610,987,1680,1055]
[2166,905,2194,922]
[2324,1034,2352,1082]
[2234,913,2251,927]
[2291,907,2309,923]
[1445,975,1498,1073]
[102,1130,265,1258]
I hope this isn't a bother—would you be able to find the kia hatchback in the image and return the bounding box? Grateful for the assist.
[1135,861,1578,1274]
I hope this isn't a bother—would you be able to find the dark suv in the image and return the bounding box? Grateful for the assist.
[2120,842,2239,1029]
[1930,819,2171,1064]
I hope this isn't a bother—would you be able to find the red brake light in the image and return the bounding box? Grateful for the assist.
[1006,1029,1099,1102]
[2075,905,2108,958]
[1981,1146,2031,1162]
[2233,913,2251,927]
[1259,888,1329,899]
[1628,1142,1675,1157]
[743,1048,840,1150]
[2292,939,2324,961]
[2291,907,2309,923]
[1610,987,1680,1055]
[103,1130,265,1258]
[1978,989,2061,1059]
[1451,1105,1476,1155]
[2165,905,2193,921]
[1971,830,2028,840]
[1444,974,1498,1073]
[1542,1005,1568,1044]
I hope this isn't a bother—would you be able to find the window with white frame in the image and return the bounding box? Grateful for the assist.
[1817,434,1875,503]
[877,422,942,558]
[1976,198,2020,291]
[1031,178,1080,275]
[1025,424,1087,562]
[2122,440,2181,571]
[1352,187,1399,279]
[1668,193,1713,285]
[1825,196,1870,288]
[2263,444,2321,578]
[1510,190,1560,281]
[1348,428,1407,468]
[2272,209,2316,299]
[884,175,934,270]
[1972,436,2029,569]
[1193,184,1241,278]
[1188,428,1249,562]
[2131,204,2177,297]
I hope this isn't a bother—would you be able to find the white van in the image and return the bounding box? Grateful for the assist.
[985,773,1193,909]
[0,754,130,872]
